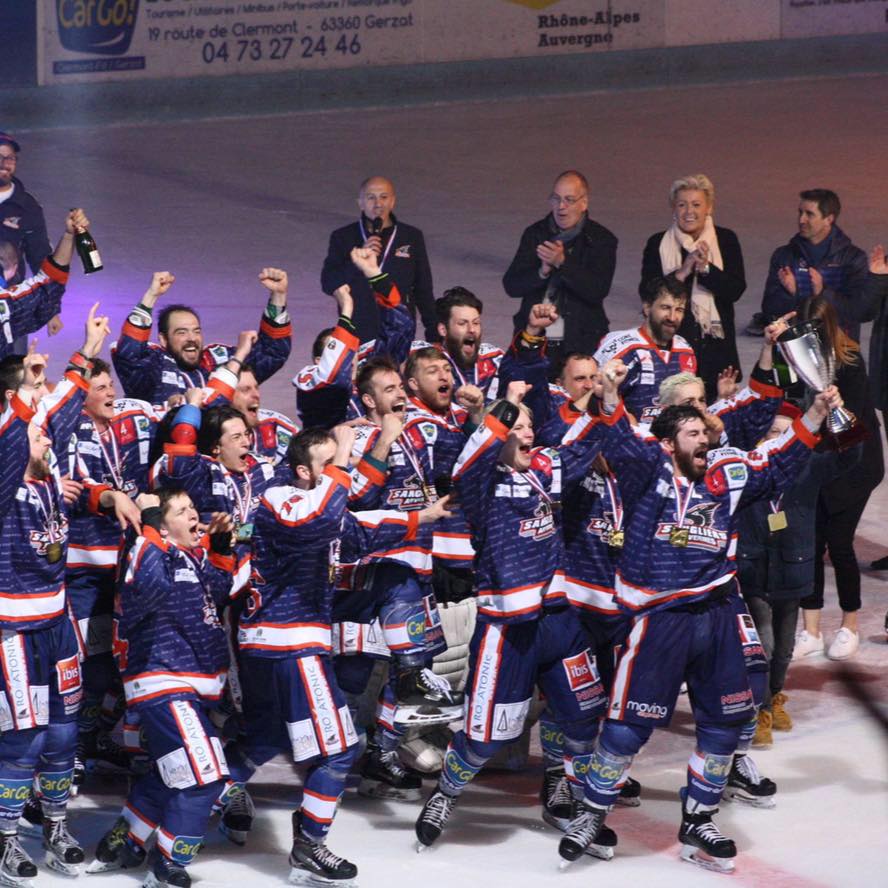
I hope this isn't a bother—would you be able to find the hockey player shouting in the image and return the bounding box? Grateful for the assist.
[557,357,841,873]
[222,425,452,886]
[90,490,237,888]
[414,381,610,853]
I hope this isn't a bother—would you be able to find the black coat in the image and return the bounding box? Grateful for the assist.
[640,226,746,399]
[503,215,617,354]
[321,214,435,342]
[862,271,888,412]
[0,175,51,285]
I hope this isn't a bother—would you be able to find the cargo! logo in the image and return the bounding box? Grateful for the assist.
[54,1,145,75]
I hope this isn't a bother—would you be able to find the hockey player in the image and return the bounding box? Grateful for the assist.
[295,248,416,429]
[0,208,88,361]
[413,287,504,399]
[556,358,840,873]
[335,356,466,802]
[220,425,451,885]
[89,490,237,888]
[112,268,292,405]
[593,275,696,422]
[415,382,612,854]
[0,307,136,883]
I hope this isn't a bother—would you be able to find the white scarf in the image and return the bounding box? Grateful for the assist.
[659,216,724,339]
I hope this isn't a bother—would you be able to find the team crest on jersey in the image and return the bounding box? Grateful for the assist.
[385,474,426,510]
[518,501,555,541]
[586,512,618,543]
[655,502,726,551]
[29,515,69,558]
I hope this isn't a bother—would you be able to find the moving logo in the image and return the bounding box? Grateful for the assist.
[57,0,139,55]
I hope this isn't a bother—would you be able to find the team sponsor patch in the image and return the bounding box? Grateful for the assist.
[210,345,228,364]
[161,370,181,386]
[490,699,531,740]
[157,748,196,790]
[562,650,599,692]
[55,654,81,694]
[174,568,199,584]
[287,717,321,761]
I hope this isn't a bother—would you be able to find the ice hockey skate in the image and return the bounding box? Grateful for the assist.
[0,830,37,887]
[724,754,777,808]
[288,813,357,886]
[86,816,147,873]
[615,775,642,808]
[358,743,423,802]
[557,802,611,868]
[394,667,463,726]
[142,847,191,887]
[216,783,255,845]
[539,768,573,831]
[42,815,84,876]
[678,793,736,874]
[415,787,457,850]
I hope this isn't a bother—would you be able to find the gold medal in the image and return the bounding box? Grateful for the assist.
[768,511,788,532]
[609,530,624,549]
[670,528,689,548]
[47,542,63,564]
[422,484,436,503]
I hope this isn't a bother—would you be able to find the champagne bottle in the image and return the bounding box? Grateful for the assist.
[74,227,103,274]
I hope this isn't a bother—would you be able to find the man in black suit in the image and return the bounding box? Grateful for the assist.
[321,176,436,343]
[503,170,618,379]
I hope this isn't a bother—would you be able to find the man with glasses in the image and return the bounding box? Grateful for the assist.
[0,132,57,351]
[504,170,618,378]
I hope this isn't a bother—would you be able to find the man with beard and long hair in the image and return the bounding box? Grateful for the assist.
[555,357,841,874]
[112,269,291,406]
[594,275,697,423]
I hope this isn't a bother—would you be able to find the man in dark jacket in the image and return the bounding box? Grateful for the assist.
[761,189,868,340]
[0,132,56,351]
[503,170,617,378]
[321,176,436,343]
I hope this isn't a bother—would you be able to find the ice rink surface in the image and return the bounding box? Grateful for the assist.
[10,68,888,886]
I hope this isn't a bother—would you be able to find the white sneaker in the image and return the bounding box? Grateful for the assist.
[792,630,824,660]
[827,628,859,661]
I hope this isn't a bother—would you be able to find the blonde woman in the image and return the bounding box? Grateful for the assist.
[640,174,746,401]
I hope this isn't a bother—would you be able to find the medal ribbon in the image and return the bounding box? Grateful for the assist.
[26,480,60,547]
[96,425,125,490]
[519,466,553,506]
[397,429,431,495]
[359,219,398,272]
[671,475,695,531]
[769,495,784,514]
[225,469,252,525]
[604,472,623,533]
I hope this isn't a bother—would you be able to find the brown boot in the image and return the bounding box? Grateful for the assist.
[752,709,773,748]
[771,692,792,731]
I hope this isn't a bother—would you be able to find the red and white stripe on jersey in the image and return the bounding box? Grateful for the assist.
[0,585,66,624]
[432,530,474,562]
[237,622,332,654]
[122,669,228,706]
[34,372,89,433]
[465,623,505,742]
[453,413,507,479]
[263,470,349,528]
[476,581,547,620]
[553,574,621,615]
[295,656,357,758]
[66,543,119,570]
[613,569,735,612]
[376,695,397,732]
[168,699,229,786]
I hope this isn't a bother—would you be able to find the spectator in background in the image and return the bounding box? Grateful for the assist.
[792,297,884,662]
[321,176,436,343]
[756,189,868,341]
[640,174,746,401]
[504,170,617,379]
[0,132,61,346]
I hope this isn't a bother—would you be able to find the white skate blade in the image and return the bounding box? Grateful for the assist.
[680,844,735,874]
[45,850,83,877]
[0,871,34,888]
[85,858,124,874]
[415,840,431,853]
[584,843,615,862]
[558,859,573,872]
[288,867,357,887]
[541,811,571,832]
[723,787,776,809]
[357,779,421,803]
[394,705,462,726]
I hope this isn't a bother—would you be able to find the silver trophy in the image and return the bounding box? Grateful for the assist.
[777,320,862,448]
